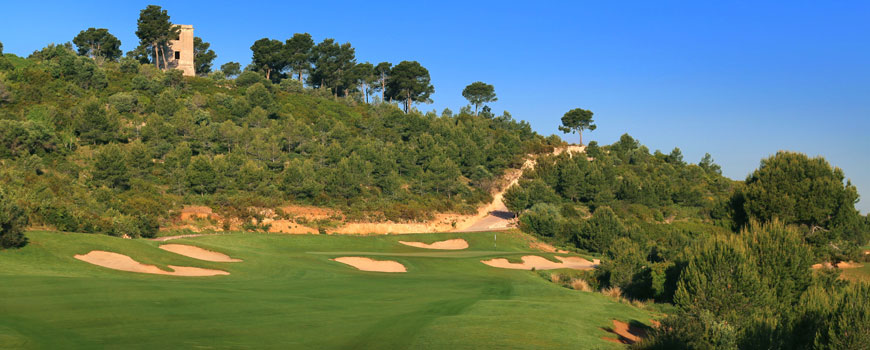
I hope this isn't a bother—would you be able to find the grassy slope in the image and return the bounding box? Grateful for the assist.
[0,231,649,349]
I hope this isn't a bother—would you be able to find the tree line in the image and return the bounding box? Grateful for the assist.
[504,132,870,349]
[0,32,553,245]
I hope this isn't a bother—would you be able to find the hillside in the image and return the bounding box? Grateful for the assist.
[0,46,555,238]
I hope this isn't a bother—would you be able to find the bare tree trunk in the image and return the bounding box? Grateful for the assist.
[297,71,303,82]
[160,45,169,71]
[579,131,583,146]
[266,68,271,81]
[153,43,159,69]
[381,75,386,103]
[364,83,368,104]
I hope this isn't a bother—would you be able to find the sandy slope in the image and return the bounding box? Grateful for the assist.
[167,146,586,235]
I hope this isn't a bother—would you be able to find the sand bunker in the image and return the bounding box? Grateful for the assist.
[601,320,648,344]
[331,257,407,273]
[159,244,242,262]
[481,255,597,270]
[398,238,469,250]
[74,251,229,276]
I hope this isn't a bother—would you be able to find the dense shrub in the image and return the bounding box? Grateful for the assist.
[0,190,28,248]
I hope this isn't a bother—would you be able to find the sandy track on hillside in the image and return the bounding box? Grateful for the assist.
[398,239,469,250]
[159,244,242,262]
[481,255,598,270]
[331,257,407,272]
[74,251,229,276]
[165,146,587,235]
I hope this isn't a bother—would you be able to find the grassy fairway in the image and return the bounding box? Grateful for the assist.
[0,231,650,349]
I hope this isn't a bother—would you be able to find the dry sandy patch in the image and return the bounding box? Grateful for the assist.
[529,241,571,254]
[179,205,221,221]
[74,251,229,276]
[811,261,862,269]
[601,319,648,344]
[398,238,469,250]
[331,257,407,273]
[481,255,597,270]
[159,244,242,262]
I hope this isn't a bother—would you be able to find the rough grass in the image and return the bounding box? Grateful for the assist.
[0,230,651,349]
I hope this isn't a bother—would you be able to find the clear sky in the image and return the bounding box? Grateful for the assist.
[2,1,868,213]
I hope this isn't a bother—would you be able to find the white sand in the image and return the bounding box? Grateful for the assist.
[74,251,229,276]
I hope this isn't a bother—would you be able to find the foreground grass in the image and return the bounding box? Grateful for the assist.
[0,230,650,349]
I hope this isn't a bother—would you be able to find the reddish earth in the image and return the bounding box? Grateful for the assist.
[601,319,649,345]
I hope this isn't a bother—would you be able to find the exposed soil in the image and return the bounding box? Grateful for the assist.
[74,251,229,276]
[529,241,571,254]
[167,146,586,235]
[179,206,222,221]
[601,319,648,345]
[398,239,469,250]
[331,257,407,273]
[159,244,242,262]
[811,261,862,269]
[481,255,598,270]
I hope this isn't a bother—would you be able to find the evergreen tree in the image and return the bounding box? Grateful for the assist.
[558,108,596,146]
[462,81,497,116]
[93,144,130,190]
[75,100,118,144]
[250,38,286,81]
[385,61,434,113]
[193,37,217,75]
[284,33,314,82]
[220,62,241,78]
[73,28,122,61]
[135,5,179,70]
[0,190,28,249]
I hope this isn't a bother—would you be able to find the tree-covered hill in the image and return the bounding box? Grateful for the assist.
[504,134,870,349]
[0,44,554,239]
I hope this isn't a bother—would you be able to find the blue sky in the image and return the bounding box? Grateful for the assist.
[2,1,868,213]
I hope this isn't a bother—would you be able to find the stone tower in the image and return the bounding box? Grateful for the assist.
[168,25,195,76]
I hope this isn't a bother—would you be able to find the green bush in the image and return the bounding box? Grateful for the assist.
[519,203,563,237]
[0,191,28,248]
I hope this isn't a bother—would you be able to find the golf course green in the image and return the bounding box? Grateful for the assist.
[0,230,651,349]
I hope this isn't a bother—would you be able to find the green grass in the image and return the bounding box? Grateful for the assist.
[0,230,651,349]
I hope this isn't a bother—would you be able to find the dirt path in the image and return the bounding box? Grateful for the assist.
[454,145,585,232]
[163,145,585,235]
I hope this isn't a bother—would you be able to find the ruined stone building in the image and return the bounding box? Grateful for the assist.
[168,24,195,76]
